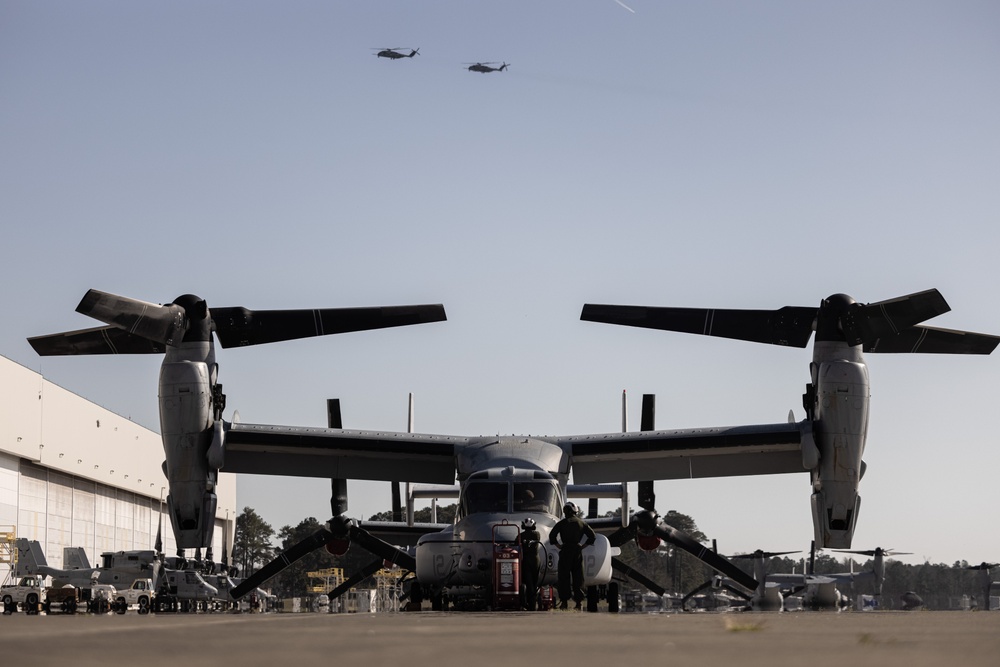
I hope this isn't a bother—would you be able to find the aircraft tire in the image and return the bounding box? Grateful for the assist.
[607,582,620,613]
[586,586,599,613]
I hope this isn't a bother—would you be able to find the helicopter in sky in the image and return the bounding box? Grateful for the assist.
[466,62,508,73]
[374,47,420,59]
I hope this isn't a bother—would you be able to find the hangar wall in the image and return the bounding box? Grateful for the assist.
[0,354,236,581]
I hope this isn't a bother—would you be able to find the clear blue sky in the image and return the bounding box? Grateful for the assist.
[3,1,998,566]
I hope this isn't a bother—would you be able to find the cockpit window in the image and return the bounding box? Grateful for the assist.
[459,481,509,516]
[458,479,562,519]
[513,481,560,515]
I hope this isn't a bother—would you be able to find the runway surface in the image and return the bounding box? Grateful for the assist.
[2,610,998,667]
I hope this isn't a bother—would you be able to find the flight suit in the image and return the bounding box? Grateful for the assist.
[549,515,596,608]
[520,525,542,610]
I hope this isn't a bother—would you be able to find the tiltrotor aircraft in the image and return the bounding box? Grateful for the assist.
[28,287,997,611]
[232,288,995,609]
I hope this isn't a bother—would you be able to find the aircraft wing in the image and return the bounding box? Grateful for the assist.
[584,516,629,535]
[766,573,807,587]
[222,423,466,484]
[561,422,808,483]
[805,571,873,585]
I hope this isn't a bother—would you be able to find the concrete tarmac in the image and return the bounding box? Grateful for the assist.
[2,610,998,667]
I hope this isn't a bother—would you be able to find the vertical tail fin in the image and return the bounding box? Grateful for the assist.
[14,539,48,576]
[62,546,91,570]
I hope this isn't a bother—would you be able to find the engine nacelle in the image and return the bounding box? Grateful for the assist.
[159,358,216,550]
[808,356,869,549]
[159,360,213,435]
[166,486,217,551]
[575,534,617,586]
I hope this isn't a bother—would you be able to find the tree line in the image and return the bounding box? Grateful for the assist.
[233,506,992,609]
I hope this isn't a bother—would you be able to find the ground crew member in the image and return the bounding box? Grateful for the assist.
[520,517,542,610]
[548,502,596,609]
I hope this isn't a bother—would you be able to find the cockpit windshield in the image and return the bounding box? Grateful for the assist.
[458,479,561,518]
[512,481,560,515]
[459,482,508,516]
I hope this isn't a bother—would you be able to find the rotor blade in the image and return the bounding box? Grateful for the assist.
[154,518,163,555]
[845,289,949,345]
[328,559,385,599]
[719,582,752,602]
[864,325,1000,354]
[653,523,758,590]
[832,548,911,557]
[28,326,167,355]
[681,579,715,607]
[211,304,446,348]
[611,557,665,596]
[76,289,188,346]
[581,304,817,348]
[230,525,332,599]
[730,550,800,560]
[349,526,416,571]
[638,394,656,511]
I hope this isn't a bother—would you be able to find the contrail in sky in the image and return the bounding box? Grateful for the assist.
[614,0,636,13]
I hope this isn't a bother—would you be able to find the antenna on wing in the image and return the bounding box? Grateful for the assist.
[621,389,628,432]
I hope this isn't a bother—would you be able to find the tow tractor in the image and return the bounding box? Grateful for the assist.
[1,575,44,614]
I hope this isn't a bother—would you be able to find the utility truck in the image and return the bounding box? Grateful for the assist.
[1,575,44,613]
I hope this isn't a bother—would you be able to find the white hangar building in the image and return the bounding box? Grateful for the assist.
[0,354,236,581]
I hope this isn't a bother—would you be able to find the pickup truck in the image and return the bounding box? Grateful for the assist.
[114,578,154,612]
[1,575,44,613]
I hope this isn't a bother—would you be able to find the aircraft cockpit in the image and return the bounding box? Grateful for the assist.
[457,469,561,519]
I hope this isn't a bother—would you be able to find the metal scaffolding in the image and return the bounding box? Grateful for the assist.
[307,567,345,594]
[374,568,404,613]
[1,526,17,587]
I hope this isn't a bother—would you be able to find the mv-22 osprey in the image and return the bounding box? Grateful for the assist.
[29,288,998,609]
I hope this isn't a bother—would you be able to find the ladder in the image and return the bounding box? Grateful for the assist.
[0,526,16,587]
